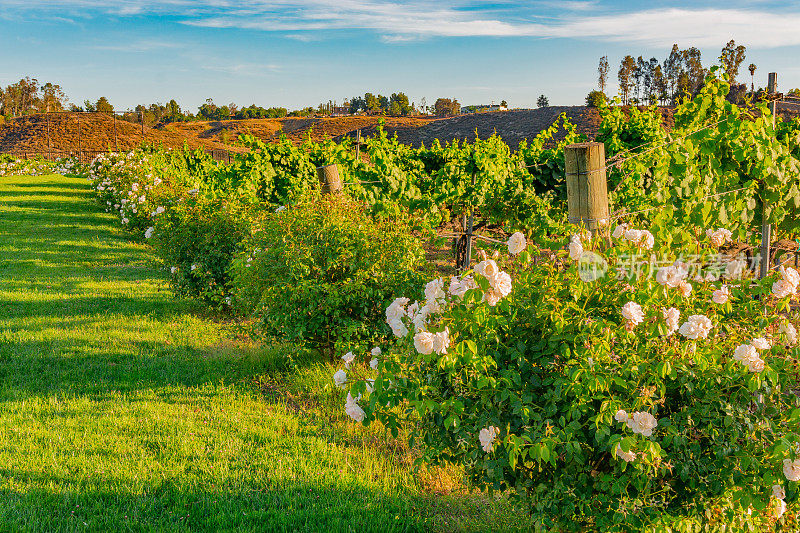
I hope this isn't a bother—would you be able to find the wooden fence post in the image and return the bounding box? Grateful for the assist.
[564,142,609,232]
[355,129,361,160]
[760,72,778,279]
[317,164,343,194]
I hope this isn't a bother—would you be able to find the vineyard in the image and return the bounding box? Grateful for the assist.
[2,69,800,530]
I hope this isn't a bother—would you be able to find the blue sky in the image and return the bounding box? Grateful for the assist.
[1,0,799,112]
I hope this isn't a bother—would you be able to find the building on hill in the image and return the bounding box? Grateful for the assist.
[461,103,508,114]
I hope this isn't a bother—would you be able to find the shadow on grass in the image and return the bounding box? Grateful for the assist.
[0,479,435,532]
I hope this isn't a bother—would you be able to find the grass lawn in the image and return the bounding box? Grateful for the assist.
[0,173,531,532]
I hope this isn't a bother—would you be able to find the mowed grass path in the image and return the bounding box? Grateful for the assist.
[0,174,529,532]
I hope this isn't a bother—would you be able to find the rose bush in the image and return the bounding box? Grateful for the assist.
[336,227,800,531]
[230,190,426,357]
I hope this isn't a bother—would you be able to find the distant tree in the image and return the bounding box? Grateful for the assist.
[377,95,389,111]
[663,45,682,100]
[349,96,365,114]
[618,55,636,104]
[598,55,609,94]
[536,94,549,108]
[38,83,66,113]
[83,100,96,112]
[652,64,667,104]
[389,92,411,115]
[720,39,746,83]
[682,47,706,97]
[500,99,508,108]
[94,97,113,114]
[419,96,427,114]
[748,63,757,93]
[433,98,460,116]
[364,93,380,113]
[585,90,606,107]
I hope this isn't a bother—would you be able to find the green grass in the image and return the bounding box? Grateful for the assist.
[0,174,532,532]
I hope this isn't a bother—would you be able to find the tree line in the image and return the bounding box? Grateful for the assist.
[591,40,758,106]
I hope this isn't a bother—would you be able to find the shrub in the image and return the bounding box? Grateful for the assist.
[337,228,800,531]
[585,90,607,108]
[153,197,251,306]
[230,191,426,357]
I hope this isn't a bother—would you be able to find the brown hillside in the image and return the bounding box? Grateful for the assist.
[0,113,241,155]
[0,106,683,156]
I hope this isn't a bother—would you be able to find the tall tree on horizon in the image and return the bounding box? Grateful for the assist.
[720,39,747,83]
[598,56,609,94]
[748,63,757,93]
[618,55,636,105]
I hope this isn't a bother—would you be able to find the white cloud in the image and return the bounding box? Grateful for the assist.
[2,1,800,49]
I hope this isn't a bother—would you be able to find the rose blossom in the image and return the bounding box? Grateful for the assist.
[773,279,797,299]
[614,409,629,423]
[751,337,771,351]
[389,318,408,338]
[432,328,450,355]
[663,307,680,336]
[414,331,435,355]
[621,301,645,326]
[478,426,500,453]
[612,223,628,239]
[568,238,583,260]
[489,271,512,298]
[615,444,636,462]
[626,411,658,437]
[678,315,713,340]
[783,458,800,481]
[344,393,365,422]
[677,280,693,297]
[342,351,356,368]
[706,228,732,248]
[474,259,499,280]
[712,286,730,304]
[773,484,786,501]
[748,357,765,373]
[507,232,527,255]
[733,344,758,364]
[333,369,347,388]
[780,321,798,345]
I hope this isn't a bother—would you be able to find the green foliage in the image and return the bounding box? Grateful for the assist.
[343,234,800,531]
[231,192,426,355]
[153,197,251,306]
[585,90,607,108]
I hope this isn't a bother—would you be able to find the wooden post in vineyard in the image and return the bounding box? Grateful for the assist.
[355,129,361,160]
[564,142,609,233]
[317,164,343,194]
[760,72,778,279]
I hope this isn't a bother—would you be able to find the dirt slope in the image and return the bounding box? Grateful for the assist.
[1,107,684,155]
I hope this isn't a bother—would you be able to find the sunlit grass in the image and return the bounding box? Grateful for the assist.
[0,174,532,531]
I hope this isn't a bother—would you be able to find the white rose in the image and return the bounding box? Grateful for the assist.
[780,321,798,345]
[507,232,526,255]
[170,266,178,274]
[614,409,629,423]
[342,351,356,368]
[432,328,450,355]
[478,426,500,453]
[424,278,446,304]
[344,393,365,422]
[370,358,378,370]
[663,307,680,335]
[612,223,628,239]
[483,290,502,306]
[748,357,765,373]
[773,484,786,501]
[677,280,692,297]
[733,344,758,364]
[414,331,435,355]
[333,369,347,389]
[627,411,658,437]
[708,228,732,248]
[751,337,771,351]
[614,444,636,462]
[474,259,499,280]
[389,318,408,338]
[773,280,797,299]
[780,266,800,287]
[776,498,787,519]
[783,459,800,482]
[638,230,654,250]
[145,227,154,239]
[371,347,381,357]
[568,239,583,260]
[385,297,409,323]
[489,271,512,298]
[711,286,729,304]
[624,228,642,243]
[679,315,713,340]
[621,301,644,325]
